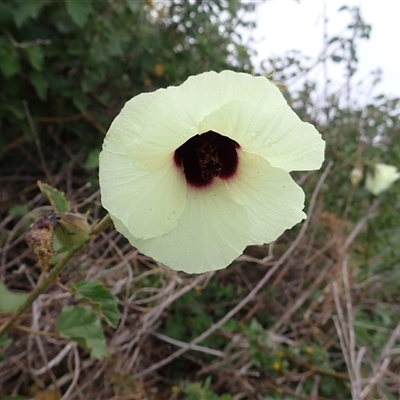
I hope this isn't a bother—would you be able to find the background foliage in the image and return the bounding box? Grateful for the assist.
[0,0,255,207]
[1,1,400,399]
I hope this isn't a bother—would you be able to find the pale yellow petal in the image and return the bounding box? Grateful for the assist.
[200,99,325,172]
[128,71,289,170]
[100,88,187,239]
[365,163,400,195]
[100,154,186,239]
[226,151,306,245]
[112,181,250,273]
[102,90,163,155]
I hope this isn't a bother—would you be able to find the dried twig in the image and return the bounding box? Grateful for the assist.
[151,332,225,357]
[359,322,400,399]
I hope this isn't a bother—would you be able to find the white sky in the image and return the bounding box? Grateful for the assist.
[251,0,400,99]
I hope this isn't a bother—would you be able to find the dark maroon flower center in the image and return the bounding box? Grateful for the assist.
[174,131,240,188]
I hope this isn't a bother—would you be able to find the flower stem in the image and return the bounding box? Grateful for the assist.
[0,213,113,338]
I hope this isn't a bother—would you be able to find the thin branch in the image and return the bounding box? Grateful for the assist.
[32,343,74,376]
[332,282,355,384]
[342,259,358,397]
[343,199,379,251]
[360,322,400,399]
[355,346,367,395]
[272,260,333,331]
[151,332,225,357]
[61,344,80,400]
[3,29,51,48]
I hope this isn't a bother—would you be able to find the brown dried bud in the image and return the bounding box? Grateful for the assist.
[25,214,58,271]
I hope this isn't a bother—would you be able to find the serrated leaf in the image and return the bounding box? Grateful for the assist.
[29,71,48,100]
[0,282,28,314]
[56,306,108,359]
[38,182,70,213]
[26,46,44,71]
[65,0,93,27]
[71,280,120,328]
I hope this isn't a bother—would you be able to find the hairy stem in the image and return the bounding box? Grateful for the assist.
[0,214,112,338]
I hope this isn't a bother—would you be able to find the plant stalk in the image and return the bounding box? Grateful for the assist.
[0,214,112,338]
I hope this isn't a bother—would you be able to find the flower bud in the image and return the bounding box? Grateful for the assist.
[25,214,58,270]
[350,167,363,186]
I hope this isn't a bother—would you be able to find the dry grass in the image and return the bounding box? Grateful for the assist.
[1,156,400,400]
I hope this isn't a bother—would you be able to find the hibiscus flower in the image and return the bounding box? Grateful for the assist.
[99,71,325,273]
[365,163,400,195]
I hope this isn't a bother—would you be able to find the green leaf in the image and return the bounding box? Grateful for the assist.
[328,36,339,45]
[65,0,93,27]
[1,396,29,400]
[38,182,70,213]
[8,204,30,217]
[125,0,142,12]
[0,42,20,77]
[13,1,44,27]
[0,333,12,348]
[0,102,25,120]
[0,333,12,361]
[56,306,108,359]
[72,91,88,111]
[26,46,44,71]
[71,280,120,328]
[0,282,28,314]
[331,55,342,63]
[84,149,100,170]
[0,2,14,29]
[0,333,12,362]
[53,213,90,251]
[29,71,48,100]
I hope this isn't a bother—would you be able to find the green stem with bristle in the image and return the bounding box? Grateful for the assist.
[0,214,113,338]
